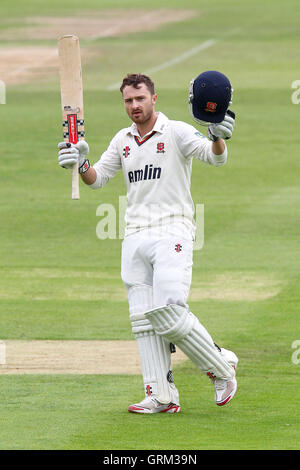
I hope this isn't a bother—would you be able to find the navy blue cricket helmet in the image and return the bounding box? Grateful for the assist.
[188,70,233,125]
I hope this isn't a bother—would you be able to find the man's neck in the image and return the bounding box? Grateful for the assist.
[137,112,159,138]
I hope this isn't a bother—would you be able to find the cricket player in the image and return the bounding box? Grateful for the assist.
[58,71,238,414]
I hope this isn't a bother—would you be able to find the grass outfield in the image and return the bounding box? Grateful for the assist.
[0,0,300,450]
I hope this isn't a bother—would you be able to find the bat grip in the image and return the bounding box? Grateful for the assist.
[72,162,79,199]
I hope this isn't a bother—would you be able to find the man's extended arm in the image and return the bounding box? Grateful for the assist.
[173,111,235,166]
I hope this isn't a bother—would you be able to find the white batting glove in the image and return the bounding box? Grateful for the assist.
[208,110,235,141]
[58,140,89,169]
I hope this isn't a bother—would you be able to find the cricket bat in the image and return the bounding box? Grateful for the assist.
[58,35,85,200]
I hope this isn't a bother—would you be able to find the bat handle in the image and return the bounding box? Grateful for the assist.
[72,162,80,199]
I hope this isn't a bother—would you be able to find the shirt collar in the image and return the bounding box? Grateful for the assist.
[128,112,168,137]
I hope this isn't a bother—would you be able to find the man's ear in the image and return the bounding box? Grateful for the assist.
[152,93,158,105]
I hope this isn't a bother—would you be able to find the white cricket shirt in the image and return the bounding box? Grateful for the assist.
[91,112,227,240]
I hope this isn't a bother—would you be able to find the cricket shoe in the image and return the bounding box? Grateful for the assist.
[128,396,181,414]
[209,346,238,406]
[214,376,237,406]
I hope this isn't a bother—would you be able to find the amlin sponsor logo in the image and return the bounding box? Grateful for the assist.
[128,164,161,183]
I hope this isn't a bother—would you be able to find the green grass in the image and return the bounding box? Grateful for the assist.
[0,0,300,450]
[0,360,298,450]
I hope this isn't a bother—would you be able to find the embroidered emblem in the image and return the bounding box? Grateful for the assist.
[123,146,130,158]
[157,142,165,153]
[205,101,217,113]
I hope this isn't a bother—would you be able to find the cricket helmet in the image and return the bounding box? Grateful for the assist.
[188,70,233,125]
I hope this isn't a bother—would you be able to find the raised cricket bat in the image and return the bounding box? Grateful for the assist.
[58,35,85,200]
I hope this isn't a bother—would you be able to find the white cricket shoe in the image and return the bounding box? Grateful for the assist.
[214,376,237,406]
[209,347,238,406]
[128,396,181,414]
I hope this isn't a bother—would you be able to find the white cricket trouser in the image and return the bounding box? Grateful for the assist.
[121,232,193,308]
[121,231,193,404]
[121,231,234,396]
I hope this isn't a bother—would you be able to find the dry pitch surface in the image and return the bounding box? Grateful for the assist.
[0,340,187,375]
[0,10,194,85]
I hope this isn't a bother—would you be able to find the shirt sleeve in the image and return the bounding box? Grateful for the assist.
[172,120,227,166]
[89,131,123,189]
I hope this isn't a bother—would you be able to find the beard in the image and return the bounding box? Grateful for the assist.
[130,107,153,124]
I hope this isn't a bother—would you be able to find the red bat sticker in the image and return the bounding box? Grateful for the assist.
[67,114,78,143]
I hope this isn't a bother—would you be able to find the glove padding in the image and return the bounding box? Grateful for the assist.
[58,140,89,169]
[208,110,235,141]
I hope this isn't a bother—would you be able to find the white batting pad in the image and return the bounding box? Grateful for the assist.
[145,304,234,380]
[128,285,179,405]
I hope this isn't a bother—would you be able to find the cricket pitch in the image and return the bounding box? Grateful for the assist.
[0,340,187,375]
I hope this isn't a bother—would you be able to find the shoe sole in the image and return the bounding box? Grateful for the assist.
[128,404,181,414]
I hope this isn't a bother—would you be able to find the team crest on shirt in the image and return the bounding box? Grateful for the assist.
[156,142,165,154]
[123,146,130,158]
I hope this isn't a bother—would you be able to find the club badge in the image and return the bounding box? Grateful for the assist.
[157,142,165,154]
[205,102,217,113]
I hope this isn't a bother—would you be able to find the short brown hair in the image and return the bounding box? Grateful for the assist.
[120,73,155,95]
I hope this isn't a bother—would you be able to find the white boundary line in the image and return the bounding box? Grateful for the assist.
[147,39,216,75]
[107,38,217,91]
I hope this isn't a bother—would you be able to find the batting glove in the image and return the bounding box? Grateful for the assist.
[208,110,235,141]
[58,140,90,170]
